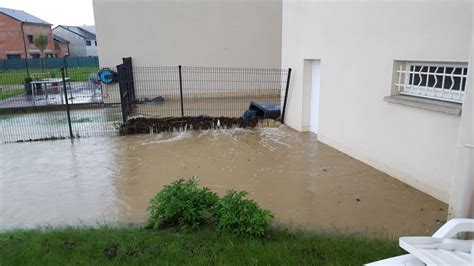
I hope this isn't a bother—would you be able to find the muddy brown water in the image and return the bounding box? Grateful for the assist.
[0,126,447,237]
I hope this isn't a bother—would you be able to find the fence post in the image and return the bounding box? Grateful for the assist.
[61,67,74,138]
[122,57,135,102]
[24,58,30,76]
[281,68,292,124]
[117,64,128,124]
[63,56,68,77]
[178,65,184,117]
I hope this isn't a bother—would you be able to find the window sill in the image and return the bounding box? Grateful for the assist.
[384,95,462,116]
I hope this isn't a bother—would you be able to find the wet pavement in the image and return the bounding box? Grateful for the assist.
[0,81,103,108]
[0,126,447,237]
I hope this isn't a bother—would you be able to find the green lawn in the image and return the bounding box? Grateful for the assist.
[0,67,99,85]
[0,227,405,265]
[0,88,25,100]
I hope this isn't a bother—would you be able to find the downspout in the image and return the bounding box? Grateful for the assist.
[20,22,29,75]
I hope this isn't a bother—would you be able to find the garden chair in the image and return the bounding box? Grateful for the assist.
[366,218,473,265]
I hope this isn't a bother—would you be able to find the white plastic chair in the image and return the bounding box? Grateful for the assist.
[366,218,473,265]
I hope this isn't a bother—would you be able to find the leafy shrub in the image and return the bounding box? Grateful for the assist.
[214,190,274,237]
[146,177,219,231]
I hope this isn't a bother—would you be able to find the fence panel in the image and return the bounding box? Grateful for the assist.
[181,66,287,117]
[130,66,289,119]
[0,65,122,143]
[0,56,99,71]
[132,66,181,118]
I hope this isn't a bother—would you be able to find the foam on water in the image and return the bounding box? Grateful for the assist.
[259,126,292,151]
[140,131,192,145]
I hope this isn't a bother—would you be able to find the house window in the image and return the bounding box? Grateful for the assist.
[7,54,21,59]
[30,53,40,58]
[86,40,91,46]
[395,62,468,103]
[27,35,34,44]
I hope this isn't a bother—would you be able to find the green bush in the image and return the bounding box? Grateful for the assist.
[146,177,218,231]
[214,190,274,238]
[146,178,274,238]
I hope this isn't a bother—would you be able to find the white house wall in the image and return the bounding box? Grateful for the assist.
[282,0,472,202]
[93,0,282,68]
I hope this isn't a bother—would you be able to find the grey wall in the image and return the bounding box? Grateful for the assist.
[93,0,282,68]
[53,27,87,57]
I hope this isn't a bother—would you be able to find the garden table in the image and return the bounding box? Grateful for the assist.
[30,78,70,105]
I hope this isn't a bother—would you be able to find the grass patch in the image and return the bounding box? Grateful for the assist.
[0,88,24,100]
[0,227,405,265]
[0,67,99,85]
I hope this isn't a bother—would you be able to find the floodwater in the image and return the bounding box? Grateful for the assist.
[0,126,447,237]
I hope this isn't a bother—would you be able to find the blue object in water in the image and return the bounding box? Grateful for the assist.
[242,110,257,120]
[149,96,165,103]
[248,101,281,119]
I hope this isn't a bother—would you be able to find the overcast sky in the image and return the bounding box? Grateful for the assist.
[2,0,95,26]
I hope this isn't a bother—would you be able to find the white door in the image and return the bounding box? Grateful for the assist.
[310,60,320,134]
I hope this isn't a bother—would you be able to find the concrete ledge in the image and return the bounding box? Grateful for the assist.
[384,95,462,116]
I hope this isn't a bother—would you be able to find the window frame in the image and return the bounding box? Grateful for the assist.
[6,54,21,60]
[395,61,468,103]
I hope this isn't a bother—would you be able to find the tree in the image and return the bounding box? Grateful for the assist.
[33,34,48,69]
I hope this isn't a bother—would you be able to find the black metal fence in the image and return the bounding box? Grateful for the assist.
[0,56,292,143]
[127,65,291,119]
[0,63,122,143]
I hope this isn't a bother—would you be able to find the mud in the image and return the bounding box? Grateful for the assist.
[0,126,447,237]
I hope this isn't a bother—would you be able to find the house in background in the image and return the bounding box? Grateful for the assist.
[80,25,96,35]
[53,35,70,57]
[52,25,97,57]
[0,7,55,59]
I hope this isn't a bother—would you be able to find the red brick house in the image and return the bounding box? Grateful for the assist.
[0,7,55,59]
